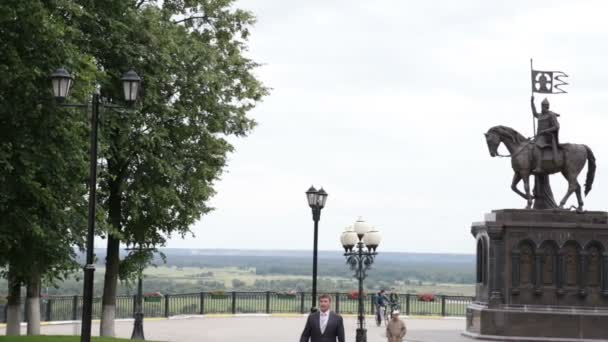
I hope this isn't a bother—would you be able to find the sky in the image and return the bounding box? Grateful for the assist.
[152,0,608,254]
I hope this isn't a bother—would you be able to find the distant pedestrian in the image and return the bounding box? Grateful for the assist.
[374,289,390,325]
[386,310,406,342]
[300,294,345,342]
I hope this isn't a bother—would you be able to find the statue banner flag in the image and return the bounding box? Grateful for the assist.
[531,69,569,94]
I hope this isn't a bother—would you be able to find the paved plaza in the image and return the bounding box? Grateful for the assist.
[0,315,470,342]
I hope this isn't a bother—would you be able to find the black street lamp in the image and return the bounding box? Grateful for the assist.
[125,245,154,341]
[341,218,382,342]
[50,68,73,101]
[50,68,141,342]
[132,270,145,340]
[305,186,328,312]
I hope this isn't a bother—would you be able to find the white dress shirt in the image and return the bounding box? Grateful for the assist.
[320,310,330,334]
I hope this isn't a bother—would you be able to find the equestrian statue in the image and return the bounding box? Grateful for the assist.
[484,96,596,212]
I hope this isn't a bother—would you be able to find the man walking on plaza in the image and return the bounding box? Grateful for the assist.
[300,294,345,342]
[386,310,407,342]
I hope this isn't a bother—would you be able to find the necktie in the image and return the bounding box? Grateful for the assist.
[321,313,327,334]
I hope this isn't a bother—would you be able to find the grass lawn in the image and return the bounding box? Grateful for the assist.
[0,337,140,342]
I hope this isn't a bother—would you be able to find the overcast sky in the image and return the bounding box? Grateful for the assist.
[155,1,608,254]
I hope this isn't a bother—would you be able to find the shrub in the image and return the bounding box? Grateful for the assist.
[276,291,297,299]
[209,290,228,299]
[144,292,163,302]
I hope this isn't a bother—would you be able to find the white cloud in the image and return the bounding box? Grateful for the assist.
[166,0,608,254]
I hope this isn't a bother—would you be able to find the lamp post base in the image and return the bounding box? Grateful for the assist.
[356,328,367,342]
[130,312,145,340]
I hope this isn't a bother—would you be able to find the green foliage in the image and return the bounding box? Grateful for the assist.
[0,0,97,284]
[61,1,269,290]
[78,0,267,241]
[0,0,266,311]
[118,247,155,285]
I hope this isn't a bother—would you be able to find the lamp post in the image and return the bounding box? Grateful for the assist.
[133,269,144,340]
[341,218,382,342]
[50,68,141,342]
[305,186,328,312]
[125,245,154,340]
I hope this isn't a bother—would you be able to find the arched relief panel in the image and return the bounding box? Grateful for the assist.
[473,232,491,303]
[583,241,604,289]
[540,241,559,287]
[560,241,581,288]
[475,234,489,285]
[511,239,536,294]
[519,241,535,286]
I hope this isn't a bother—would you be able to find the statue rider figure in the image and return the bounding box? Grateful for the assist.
[531,96,560,174]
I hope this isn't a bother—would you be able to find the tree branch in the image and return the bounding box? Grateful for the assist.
[174,15,209,24]
[135,0,147,9]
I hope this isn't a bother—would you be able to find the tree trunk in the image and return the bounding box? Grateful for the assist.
[25,270,41,335]
[99,129,127,337]
[6,269,21,336]
[100,234,120,336]
[100,129,126,337]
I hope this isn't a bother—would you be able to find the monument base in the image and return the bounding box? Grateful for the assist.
[465,209,608,341]
[464,302,608,341]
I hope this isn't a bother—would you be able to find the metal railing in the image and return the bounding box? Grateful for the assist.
[0,292,473,323]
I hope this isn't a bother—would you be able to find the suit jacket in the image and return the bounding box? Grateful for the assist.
[300,311,345,342]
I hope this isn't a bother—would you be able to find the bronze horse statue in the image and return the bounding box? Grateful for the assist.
[485,125,596,211]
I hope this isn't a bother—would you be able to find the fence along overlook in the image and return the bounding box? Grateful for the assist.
[1,291,473,322]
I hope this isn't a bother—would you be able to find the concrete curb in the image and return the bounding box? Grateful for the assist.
[0,317,167,329]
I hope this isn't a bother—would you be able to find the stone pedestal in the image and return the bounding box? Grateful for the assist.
[463,209,608,341]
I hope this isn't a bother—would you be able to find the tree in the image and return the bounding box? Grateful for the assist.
[0,0,95,335]
[232,279,246,289]
[57,1,268,336]
[0,0,266,336]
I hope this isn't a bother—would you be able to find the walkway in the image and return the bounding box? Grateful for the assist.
[0,315,471,342]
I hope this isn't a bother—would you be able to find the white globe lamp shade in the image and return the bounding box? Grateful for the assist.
[340,230,347,246]
[363,228,382,251]
[340,226,353,248]
[353,218,371,239]
[341,231,359,250]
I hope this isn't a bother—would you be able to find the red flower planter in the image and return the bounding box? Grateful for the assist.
[348,291,366,300]
[417,293,435,302]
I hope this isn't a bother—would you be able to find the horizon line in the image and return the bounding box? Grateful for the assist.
[91,246,474,255]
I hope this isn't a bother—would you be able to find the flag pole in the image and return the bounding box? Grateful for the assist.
[530,58,536,136]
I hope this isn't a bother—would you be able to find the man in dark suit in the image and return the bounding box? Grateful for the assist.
[300,294,345,342]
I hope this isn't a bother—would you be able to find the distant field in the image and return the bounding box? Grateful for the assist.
[143,266,347,284]
[142,266,474,296]
[0,265,473,297]
[1,248,475,297]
